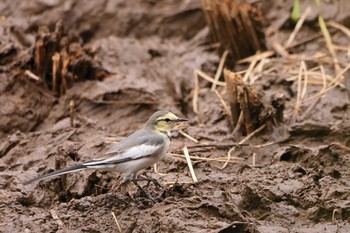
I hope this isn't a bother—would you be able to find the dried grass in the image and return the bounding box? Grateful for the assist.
[183,146,198,182]
[190,3,349,173]
[111,212,122,233]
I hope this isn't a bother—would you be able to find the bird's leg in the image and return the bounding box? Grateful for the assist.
[131,176,162,189]
[128,173,155,202]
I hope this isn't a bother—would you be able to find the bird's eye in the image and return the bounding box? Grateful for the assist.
[165,118,170,122]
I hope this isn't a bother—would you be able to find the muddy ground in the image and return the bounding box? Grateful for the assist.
[1,0,350,232]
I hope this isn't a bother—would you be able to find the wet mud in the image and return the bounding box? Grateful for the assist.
[1,0,350,232]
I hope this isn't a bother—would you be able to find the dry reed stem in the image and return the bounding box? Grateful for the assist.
[332,209,341,222]
[224,69,240,126]
[285,6,311,48]
[211,50,229,91]
[218,124,266,170]
[214,89,233,126]
[236,51,275,64]
[24,70,40,81]
[195,69,226,86]
[237,26,338,65]
[243,58,258,83]
[61,49,69,96]
[69,99,75,127]
[249,58,268,84]
[185,143,248,149]
[327,21,350,40]
[193,70,199,113]
[293,61,305,120]
[52,52,60,95]
[301,65,327,119]
[318,15,342,79]
[193,69,226,113]
[111,212,122,233]
[232,110,243,136]
[252,153,256,167]
[332,45,350,52]
[179,130,199,143]
[287,71,344,88]
[271,41,290,59]
[153,163,167,176]
[300,61,309,100]
[183,146,198,182]
[239,124,266,144]
[170,153,244,163]
[215,146,235,169]
[304,63,350,102]
[50,209,64,227]
[253,141,277,148]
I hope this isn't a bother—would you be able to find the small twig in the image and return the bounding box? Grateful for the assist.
[178,130,199,143]
[253,141,277,148]
[185,143,248,149]
[243,58,258,83]
[215,146,236,169]
[249,58,268,84]
[300,65,326,119]
[327,21,350,39]
[318,10,341,78]
[300,61,309,100]
[153,163,167,176]
[192,70,199,113]
[192,68,225,114]
[252,153,256,167]
[236,51,274,64]
[214,90,233,126]
[170,153,245,163]
[24,70,40,81]
[52,52,60,95]
[211,50,229,91]
[239,124,266,145]
[332,209,341,222]
[293,61,304,121]
[271,41,290,59]
[236,28,339,65]
[218,124,266,170]
[286,71,344,88]
[183,146,198,183]
[285,6,311,48]
[50,209,64,227]
[304,64,350,102]
[232,110,243,135]
[111,212,122,233]
[70,99,75,127]
[224,69,240,127]
[194,69,226,86]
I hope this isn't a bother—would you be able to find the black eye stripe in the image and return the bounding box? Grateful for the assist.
[158,118,171,122]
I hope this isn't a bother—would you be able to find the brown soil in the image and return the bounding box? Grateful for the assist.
[1,1,350,233]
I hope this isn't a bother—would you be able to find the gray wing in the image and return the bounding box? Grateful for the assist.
[83,130,166,166]
[104,129,150,155]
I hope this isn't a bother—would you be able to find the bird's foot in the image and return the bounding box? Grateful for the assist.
[132,176,163,189]
[132,180,156,203]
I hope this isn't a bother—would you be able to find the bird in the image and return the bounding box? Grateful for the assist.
[23,111,188,187]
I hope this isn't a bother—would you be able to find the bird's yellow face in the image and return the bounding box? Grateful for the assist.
[153,112,188,133]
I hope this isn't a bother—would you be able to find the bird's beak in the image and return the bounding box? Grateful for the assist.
[174,117,188,122]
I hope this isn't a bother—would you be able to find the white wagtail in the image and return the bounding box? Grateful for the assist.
[24,111,188,187]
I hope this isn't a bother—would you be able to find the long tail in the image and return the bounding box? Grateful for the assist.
[23,164,87,185]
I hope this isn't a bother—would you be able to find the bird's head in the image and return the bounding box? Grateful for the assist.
[146,111,188,133]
